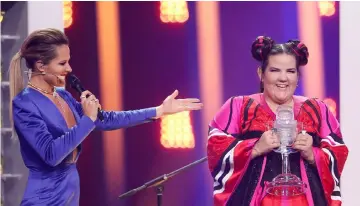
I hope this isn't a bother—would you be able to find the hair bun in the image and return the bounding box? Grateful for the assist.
[287,40,309,66]
[251,36,275,62]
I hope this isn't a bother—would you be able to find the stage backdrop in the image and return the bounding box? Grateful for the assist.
[64,2,339,206]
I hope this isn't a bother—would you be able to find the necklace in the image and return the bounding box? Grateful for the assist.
[27,82,66,115]
[28,82,55,95]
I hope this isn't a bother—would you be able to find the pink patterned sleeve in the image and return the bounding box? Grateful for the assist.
[210,96,242,135]
[207,96,259,206]
[312,101,349,206]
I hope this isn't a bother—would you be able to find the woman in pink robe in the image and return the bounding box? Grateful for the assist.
[207,36,348,206]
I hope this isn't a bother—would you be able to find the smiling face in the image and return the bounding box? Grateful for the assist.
[35,44,72,87]
[258,53,299,105]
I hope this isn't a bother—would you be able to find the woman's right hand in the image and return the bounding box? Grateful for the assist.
[80,90,99,122]
[252,130,280,159]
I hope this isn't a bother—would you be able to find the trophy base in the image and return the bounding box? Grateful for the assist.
[266,173,307,196]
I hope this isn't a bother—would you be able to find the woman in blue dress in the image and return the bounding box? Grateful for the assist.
[9,28,203,206]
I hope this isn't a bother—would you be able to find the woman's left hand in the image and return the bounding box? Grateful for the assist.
[155,90,203,118]
[293,131,315,164]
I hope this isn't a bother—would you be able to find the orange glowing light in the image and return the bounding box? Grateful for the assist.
[318,1,336,17]
[160,111,195,148]
[323,98,337,118]
[63,1,73,28]
[160,0,189,23]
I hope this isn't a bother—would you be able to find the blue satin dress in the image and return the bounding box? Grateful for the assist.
[12,87,157,206]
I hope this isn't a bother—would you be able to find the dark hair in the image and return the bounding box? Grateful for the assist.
[9,28,69,118]
[251,36,309,92]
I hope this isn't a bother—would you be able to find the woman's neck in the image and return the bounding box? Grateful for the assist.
[29,75,54,93]
[263,94,294,114]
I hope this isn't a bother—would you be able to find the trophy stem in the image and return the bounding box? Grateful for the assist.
[282,152,290,174]
[265,107,307,198]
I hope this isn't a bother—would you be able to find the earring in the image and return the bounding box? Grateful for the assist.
[25,69,32,80]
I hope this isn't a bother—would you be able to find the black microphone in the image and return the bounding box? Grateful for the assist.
[66,73,104,122]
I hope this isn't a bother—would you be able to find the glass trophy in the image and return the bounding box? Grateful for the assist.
[266,105,307,197]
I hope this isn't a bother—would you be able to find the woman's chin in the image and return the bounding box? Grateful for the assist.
[56,78,66,87]
[274,94,292,104]
[265,88,294,104]
[271,90,289,101]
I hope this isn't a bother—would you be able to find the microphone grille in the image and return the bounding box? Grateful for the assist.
[67,73,80,87]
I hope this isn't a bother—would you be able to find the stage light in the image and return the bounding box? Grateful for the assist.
[0,12,4,23]
[323,97,337,118]
[63,1,73,28]
[160,111,195,149]
[318,1,336,17]
[160,0,189,23]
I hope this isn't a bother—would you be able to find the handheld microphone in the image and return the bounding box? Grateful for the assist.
[66,73,104,122]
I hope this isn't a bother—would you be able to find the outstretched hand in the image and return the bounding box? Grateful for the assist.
[155,90,203,118]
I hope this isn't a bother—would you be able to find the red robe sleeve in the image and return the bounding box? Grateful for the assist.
[313,100,349,206]
[207,96,258,206]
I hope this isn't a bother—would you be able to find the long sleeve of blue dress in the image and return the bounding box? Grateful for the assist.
[61,89,157,130]
[13,99,95,167]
